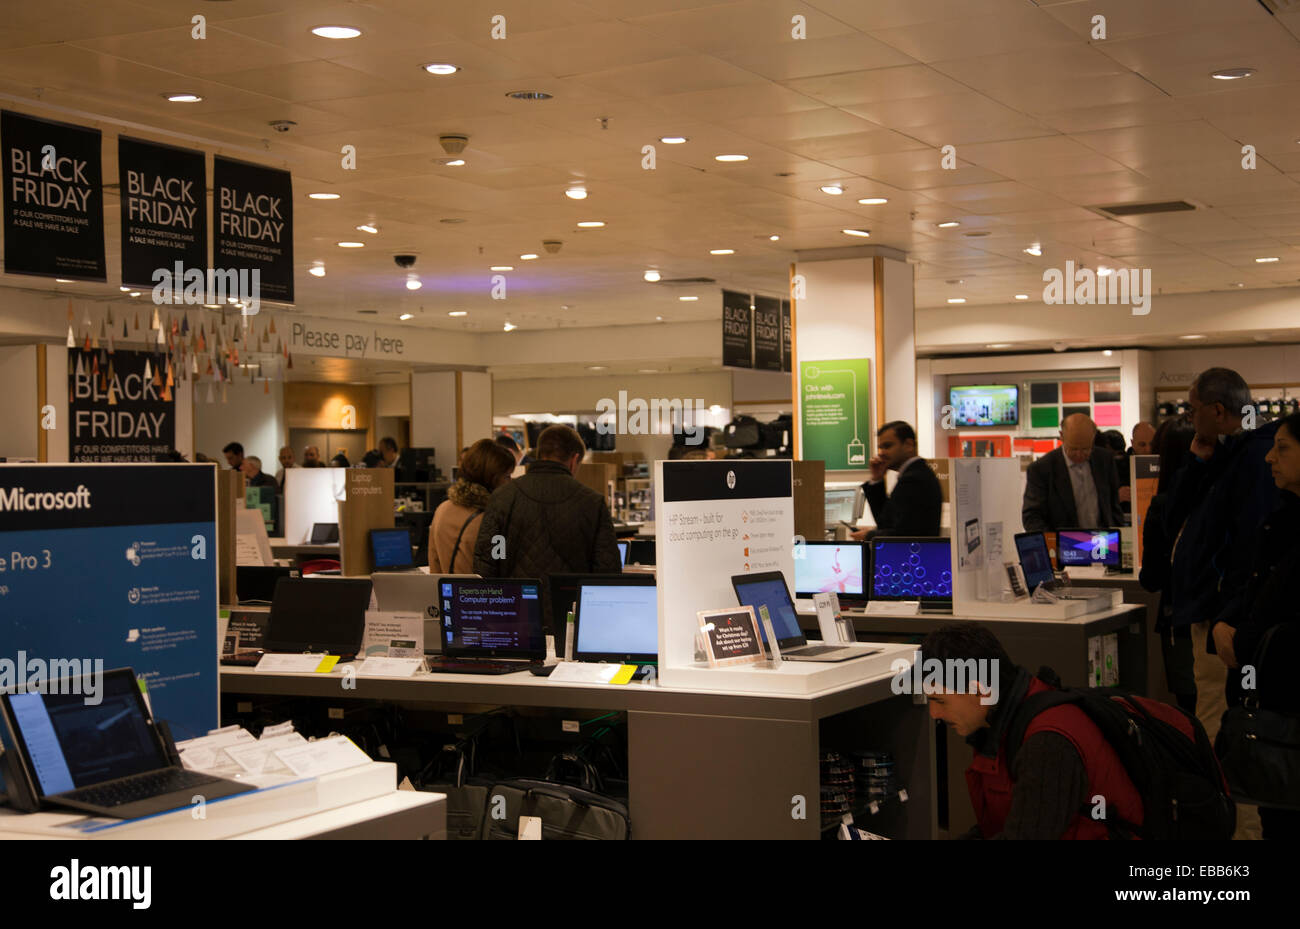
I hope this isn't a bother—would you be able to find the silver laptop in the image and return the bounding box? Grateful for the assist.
[370,573,478,653]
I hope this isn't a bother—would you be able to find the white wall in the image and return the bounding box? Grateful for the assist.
[0,345,37,460]
[411,370,457,466]
[374,383,410,417]
[461,371,492,446]
[192,378,285,468]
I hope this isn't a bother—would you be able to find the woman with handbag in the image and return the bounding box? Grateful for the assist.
[429,438,516,574]
[1212,411,1300,838]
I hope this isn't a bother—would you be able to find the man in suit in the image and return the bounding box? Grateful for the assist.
[1022,413,1122,532]
[851,421,943,539]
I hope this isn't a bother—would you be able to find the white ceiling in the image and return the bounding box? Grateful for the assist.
[1,0,1300,345]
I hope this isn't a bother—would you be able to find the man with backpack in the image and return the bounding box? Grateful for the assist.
[919,623,1233,840]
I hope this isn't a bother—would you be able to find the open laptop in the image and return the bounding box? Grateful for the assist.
[309,522,339,544]
[1014,532,1113,600]
[731,571,873,662]
[869,537,954,614]
[371,573,478,654]
[794,541,867,611]
[265,576,373,661]
[426,578,545,674]
[571,576,657,678]
[547,573,625,656]
[0,668,253,819]
[617,540,629,567]
[369,527,417,573]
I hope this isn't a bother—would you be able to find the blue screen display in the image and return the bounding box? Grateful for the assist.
[733,576,802,643]
[871,540,953,600]
[370,529,413,568]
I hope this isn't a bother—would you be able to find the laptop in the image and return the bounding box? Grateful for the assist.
[626,538,656,566]
[0,668,253,819]
[794,541,867,610]
[572,576,657,678]
[309,522,339,544]
[1014,532,1113,600]
[236,564,296,604]
[371,573,478,654]
[369,527,417,573]
[617,540,629,567]
[869,537,954,613]
[547,573,625,657]
[426,578,545,674]
[265,576,373,661]
[731,572,872,662]
[1056,528,1120,568]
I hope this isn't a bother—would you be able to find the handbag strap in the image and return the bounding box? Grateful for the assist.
[449,508,484,574]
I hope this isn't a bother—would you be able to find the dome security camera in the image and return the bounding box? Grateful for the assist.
[439,134,469,155]
[542,240,562,254]
[394,255,417,269]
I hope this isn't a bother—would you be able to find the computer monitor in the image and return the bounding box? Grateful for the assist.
[731,572,809,650]
[370,528,414,570]
[547,573,623,655]
[870,538,953,605]
[265,577,372,657]
[794,541,866,602]
[627,539,656,566]
[438,578,545,660]
[617,540,629,567]
[573,576,658,664]
[1014,532,1056,590]
[397,447,437,483]
[309,522,339,544]
[1057,529,1120,567]
[824,488,859,525]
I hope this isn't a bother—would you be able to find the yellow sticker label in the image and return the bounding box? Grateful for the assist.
[609,664,637,685]
[315,656,340,673]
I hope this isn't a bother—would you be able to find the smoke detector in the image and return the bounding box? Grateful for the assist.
[439,134,469,155]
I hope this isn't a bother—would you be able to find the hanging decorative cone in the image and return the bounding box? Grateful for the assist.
[221,382,228,404]
[197,330,206,352]
[91,334,99,350]
[276,337,283,355]
[66,326,76,348]
[98,347,107,366]
[206,358,213,376]
[82,334,91,351]
[75,354,85,377]
[264,377,270,395]
[181,314,189,336]
[161,383,171,403]
[83,310,91,330]
[106,307,114,326]
[166,361,174,388]
[151,308,160,330]
[206,381,214,404]
[122,319,129,339]
[157,327,166,347]
[107,361,115,382]
[98,373,107,393]
[191,354,199,375]
[69,385,74,404]
[286,352,293,370]
[107,384,117,407]
[143,358,152,380]
[91,355,99,375]
[99,319,107,339]
[107,336,114,355]
[152,363,162,389]
[134,312,140,331]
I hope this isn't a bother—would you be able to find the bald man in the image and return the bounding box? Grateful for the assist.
[1118,421,1157,506]
[1022,413,1123,531]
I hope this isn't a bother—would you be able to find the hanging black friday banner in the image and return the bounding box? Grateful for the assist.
[781,299,792,373]
[721,289,753,369]
[119,136,207,289]
[213,155,293,304]
[752,295,782,371]
[68,348,175,462]
[2,110,106,281]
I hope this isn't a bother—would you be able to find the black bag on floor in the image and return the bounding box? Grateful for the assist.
[417,714,521,840]
[481,753,630,840]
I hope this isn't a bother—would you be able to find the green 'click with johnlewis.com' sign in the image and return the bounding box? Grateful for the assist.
[800,358,872,471]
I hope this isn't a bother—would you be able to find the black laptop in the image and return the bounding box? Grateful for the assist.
[426,578,545,674]
[0,668,253,819]
[264,576,373,661]
[309,522,339,544]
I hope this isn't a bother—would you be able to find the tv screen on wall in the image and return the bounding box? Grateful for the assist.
[950,385,1019,427]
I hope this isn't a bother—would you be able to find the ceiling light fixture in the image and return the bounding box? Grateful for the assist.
[587,365,606,371]
[643,270,661,282]
[337,241,364,248]
[937,221,960,228]
[1103,349,1114,357]
[309,262,326,277]
[1255,256,1280,262]
[679,296,698,301]
[442,159,466,166]
[399,313,414,321]
[1014,294,1029,300]
[858,197,888,205]
[119,286,131,292]
[1180,334,1207,340]
[659,136,688,144]
[356,224,378,234]
[769,234,780,241]
[448,311,468,317]
[842,228,870,238]
[312,25,362,39]
[55,278,72,283]
[503,321,517,331]
[655,316,664,322]
[565,186,588,200]
[520,253,539,260]
[947,297,966,304]
[987,343,1012,349]
[129,291,141,297]
[506,91,553,101]
[490,265,513,271]
[405,274,421,290]
[422,63,459,75]
[1024,244,1042,256]
[1097,265,1112,276]
[576,221,605,228]
[1210,67,1255,80]
[308,192,340,200]
[820,184,844,195]
[163,93,202,103]
[714,154,748,162]
[709,248,735,255]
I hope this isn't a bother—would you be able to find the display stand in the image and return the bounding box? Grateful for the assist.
[283,467,346,545]
[341,468,395,575]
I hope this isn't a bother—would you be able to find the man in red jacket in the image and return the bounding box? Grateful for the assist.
[919,623,1143,839]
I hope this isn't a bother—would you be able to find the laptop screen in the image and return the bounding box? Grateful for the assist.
[617,541,629,566]
[575,581,658,662]
[794,542,865,599]
[824,489,857,524]
[1058,529,1120,567]
[440,579,544,660]
[310,522,339,544]
[1015,532,1056,589]
[732,574,804,646]
[370,528,413,569]
[870,538,953,602]
[3,669,164,797]
[267,577,373,655]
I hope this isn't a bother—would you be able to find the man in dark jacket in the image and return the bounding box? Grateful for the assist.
[851,421,942,539]
[473,425,621,616]
[1022,414,1122,531]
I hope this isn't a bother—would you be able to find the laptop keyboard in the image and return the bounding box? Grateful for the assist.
[789,644,846,657]
[425,658,528,673]
[61,768,225,809]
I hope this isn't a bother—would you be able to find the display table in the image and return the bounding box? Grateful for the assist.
[221,660,935,840]
[0,762,446,840]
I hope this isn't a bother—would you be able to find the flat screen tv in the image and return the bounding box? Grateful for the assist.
[950,385,1019,427]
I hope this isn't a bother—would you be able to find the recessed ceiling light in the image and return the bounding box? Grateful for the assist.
[820,184,844,195]
[422,63,459,75]
[204,304,221,309]
[842,229,870,238]
[55,278,72,283]
[937,221,960,228]
[442,159,466,167]
[587,365,606,371]
[1097,265,1112,276]
[655,316,664,322]
[565,186,587,200]
[399,313,414,321]
[1210,67,1255,80]
[119,286,131,292]
[1014,294,1029,300]
[1180,334,1207,340]
[643,270,661,282]
[448,311,468,317]
[715,154,748,162]
[309,262,326,277]
[405,274,421,290]
[709,248,735,255]
[987,343,1012,349]
[1024,244,1042,256]
[129,291,141,297]
[638,368,659,374]
[503,321,517,331]
[1255,256,1280,262]
[308,192,340,200]
[769,234,780,241]
[1102,349,1114,357]
[659,136,688,144]
[576,221,605,228]
[520,253,539,260]
[312,25,362,39]
[337,241,364,248]
[506,91,553,101]
[858,197,888,205]
[1233,282,1245,287]
[356,224,378,234]
[947,297,966,304]
[163,93,202,103]
[490,266,514,272]
[679,295,698,301]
